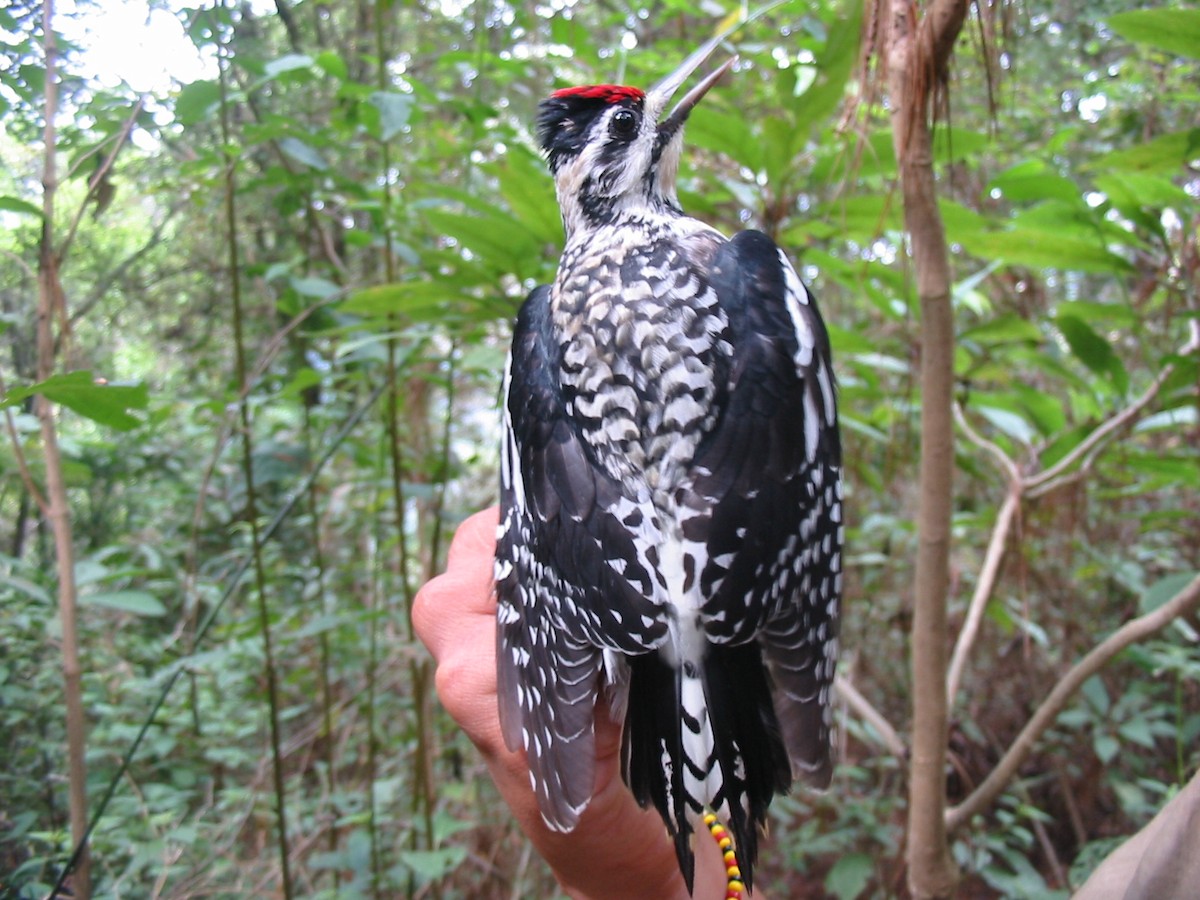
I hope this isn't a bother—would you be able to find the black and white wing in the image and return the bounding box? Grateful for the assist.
[693,229,843,788]
[494,285,667,832]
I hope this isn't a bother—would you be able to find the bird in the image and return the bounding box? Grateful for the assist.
[494,32,842,895]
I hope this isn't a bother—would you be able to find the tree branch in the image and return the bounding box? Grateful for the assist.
[945,486,1019,707]
[946,572,1200,831]
[1025,357,1181,497]
[837,673,907,760]
[0,372,49,516]
[69,199,186,326]
[954,402,1020,484]
[59,97,145,262]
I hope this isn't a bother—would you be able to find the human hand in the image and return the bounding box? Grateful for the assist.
[413,506,728,900]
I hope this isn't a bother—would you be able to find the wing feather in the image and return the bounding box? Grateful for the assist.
[496,285,667,830]
[692,230,843,786]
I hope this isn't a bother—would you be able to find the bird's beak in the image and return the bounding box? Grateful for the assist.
[647,33,737,141]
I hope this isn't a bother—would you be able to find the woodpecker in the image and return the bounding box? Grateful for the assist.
[494,34,842,894]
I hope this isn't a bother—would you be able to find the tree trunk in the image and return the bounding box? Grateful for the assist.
[38,2,91,893]
[882,0,969,896]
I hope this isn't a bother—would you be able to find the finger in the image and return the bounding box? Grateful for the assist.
[413,568,489,660]
[412,572,450,658]
[413,506,500,654]
[433,616,500,729]
[446,505,500,570]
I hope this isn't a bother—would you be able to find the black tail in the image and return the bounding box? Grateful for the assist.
[622,643,791,894]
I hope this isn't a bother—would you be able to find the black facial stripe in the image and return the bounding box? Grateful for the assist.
[537,95,644,171]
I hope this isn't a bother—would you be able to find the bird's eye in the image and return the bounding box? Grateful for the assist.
[610,108,638,139]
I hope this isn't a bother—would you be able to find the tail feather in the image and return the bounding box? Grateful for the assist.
[624,652,696,888]
[705,643,792,893]
[623,644,791,894]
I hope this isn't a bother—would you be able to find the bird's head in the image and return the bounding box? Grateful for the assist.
[536,36,736,239]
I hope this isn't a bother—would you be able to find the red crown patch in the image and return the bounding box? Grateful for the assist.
[550,84,645,103]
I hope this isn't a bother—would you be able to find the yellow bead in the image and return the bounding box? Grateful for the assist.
[723,850,737,865]
[719,837,732,850]
[704,813,717,826]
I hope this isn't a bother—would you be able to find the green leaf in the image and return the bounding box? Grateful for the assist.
[1,372,148,431]
[1093,733,1119,764]
[976,405,1036,445]
[825,853,874,900]
[369,91,414,141]
[341,281,473,321]
[424,207,542,279]
[989,160,1080,204]
[687,107,762,172]
[0,196,43,217]
[810,130,896,183]
[762,114,801,187]
[931,126,990,164]
[79,590,167,617]
[953,261,1003,315]
[490,151,560,245]
[264,53,314,78]
[1108,9,1200,60]
[277,368,322,401]
[1135,406,1197,434]
[1081,675,1110,714]
[1090,129,1200,176]
[1117,718,1157,749]
[960,314,1042,346]
[785,0,861,134]
[1011,201,1123,242]
[1123,453,1200,487]
[961,228,1131,275]
[1140,571,1199,615]
[0,572,51,604]
[1055,300,1137,328]
[1056,314,1128,393]
[814,195,902,243]
[848,352,909,376]
[278,136,329,171]
[314,50,348,79]
[459,343,507,374]
[292,613,343,640]
[399,847,466,882]
[432,811,475,845]
[1094,172,1192,212]
[175,79,220,127]
[289,276,341,299]
[1013,384,1066,436]
[940,198,991,239]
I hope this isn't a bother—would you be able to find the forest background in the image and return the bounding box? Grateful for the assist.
[1,0,1198,898]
